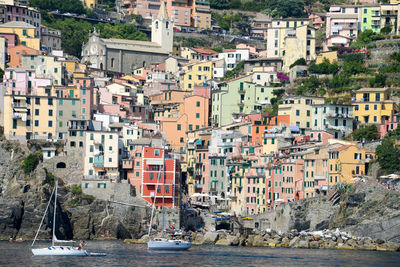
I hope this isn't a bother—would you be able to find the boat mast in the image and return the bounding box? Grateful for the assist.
[52,178,58,246]
[31,185,56,247]
[162,136,166,235]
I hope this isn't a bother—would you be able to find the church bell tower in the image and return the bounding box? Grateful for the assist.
[151,1,173,53]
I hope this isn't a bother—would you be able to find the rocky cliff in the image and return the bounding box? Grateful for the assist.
[250,181,400,243]
[0,141,151,240]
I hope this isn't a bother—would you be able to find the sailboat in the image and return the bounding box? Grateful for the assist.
[147,142,192,251]
[31,178,88,256]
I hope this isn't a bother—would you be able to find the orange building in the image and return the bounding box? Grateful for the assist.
[151,92,209,152]
[7,45,39,68]
[252,114,290,145]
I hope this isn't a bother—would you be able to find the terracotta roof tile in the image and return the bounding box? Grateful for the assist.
[192,48,218,55]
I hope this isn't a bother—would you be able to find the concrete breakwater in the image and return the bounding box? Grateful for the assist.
[125,228,400,252]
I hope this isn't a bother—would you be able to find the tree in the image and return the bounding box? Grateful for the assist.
[289,58,306,69]
[21,154,39,175]
[296,75,322,95]
[376,138,400,174]
[31,0,86,15]
[368,73,386,87]
[352,125,379,142]
[308,58,339,74]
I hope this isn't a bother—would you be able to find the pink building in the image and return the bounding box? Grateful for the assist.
[98,104,128,118]
[309,13,326,29]
[0,32,18,47]
[127,0,191,27]
[125,147,144,194]
[195,148,209,195]
[3,68,51,95]
[73,77,95,120]
[193,83,211,98]
[5,5,41,37]
[236,43,257,56]
[280,160,296,203]
[380,115,399,138]
[324,6,360,51]
[309,130,334,144]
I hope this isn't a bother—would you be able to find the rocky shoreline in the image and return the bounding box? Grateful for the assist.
[125,229,400,252]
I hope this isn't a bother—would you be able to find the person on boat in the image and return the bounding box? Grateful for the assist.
[78,241,85,250]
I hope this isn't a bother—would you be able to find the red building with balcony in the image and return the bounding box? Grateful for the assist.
[141,147,179,208]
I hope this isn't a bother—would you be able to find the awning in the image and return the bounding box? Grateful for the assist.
[290,125,300,132]
[191,193,201,197]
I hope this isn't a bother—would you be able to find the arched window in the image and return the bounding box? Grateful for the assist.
[100,63,103,70]
[143,61,146,67]
[166,21,169,29]
[111,58,114,68]
[155,21,158,30]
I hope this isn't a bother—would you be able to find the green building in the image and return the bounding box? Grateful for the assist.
[211,75,276,127]
[361,5,381,33]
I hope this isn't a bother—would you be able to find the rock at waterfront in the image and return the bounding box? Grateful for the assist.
[252,235,266,247]
[203,232,219,244]
[298,240,310,248]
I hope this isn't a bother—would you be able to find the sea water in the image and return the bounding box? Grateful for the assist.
[1,240,399,266]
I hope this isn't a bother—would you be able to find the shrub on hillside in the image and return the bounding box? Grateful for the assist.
[21,153,39,175]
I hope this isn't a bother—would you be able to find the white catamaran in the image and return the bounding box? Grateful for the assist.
[147,140,192,251]
[31,178,88,256]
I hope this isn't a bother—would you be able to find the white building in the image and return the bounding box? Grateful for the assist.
[311,104,354,139]
[218,48,250,70]
[84,131,120,179]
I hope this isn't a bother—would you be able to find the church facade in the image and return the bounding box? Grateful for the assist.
[81,1,173,74]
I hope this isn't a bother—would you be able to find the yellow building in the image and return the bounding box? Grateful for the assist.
[316,51,338,64]
[182,60,214,91]
[3,84,83,142]
[62,60,79,74]
[3,86,57,141]
[0,21,40,50]
[283,25,316,71]
[83,0,96,8]
[380,4,399,34]
[266,19,315,71]
[328,144,375,185]
[191,1,211,30]
[278,96,325,134]
[353,88,397,124]
[180,47,218,63]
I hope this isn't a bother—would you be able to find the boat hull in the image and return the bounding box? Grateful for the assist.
[148,240,192,251]
[32,246,88,256]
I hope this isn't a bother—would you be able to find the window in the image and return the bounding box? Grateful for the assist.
[296,110,300,116]
[48,121,53,127]
[35,98,40,105]
[108,158,112,162]
[196,113,200,118]
[35,109,39,115]
[196,101,200,107]
[365,104,369,111]
[355,105,359,111]
[177,124,181,130]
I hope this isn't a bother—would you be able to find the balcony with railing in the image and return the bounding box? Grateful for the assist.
[195,183,203,189]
